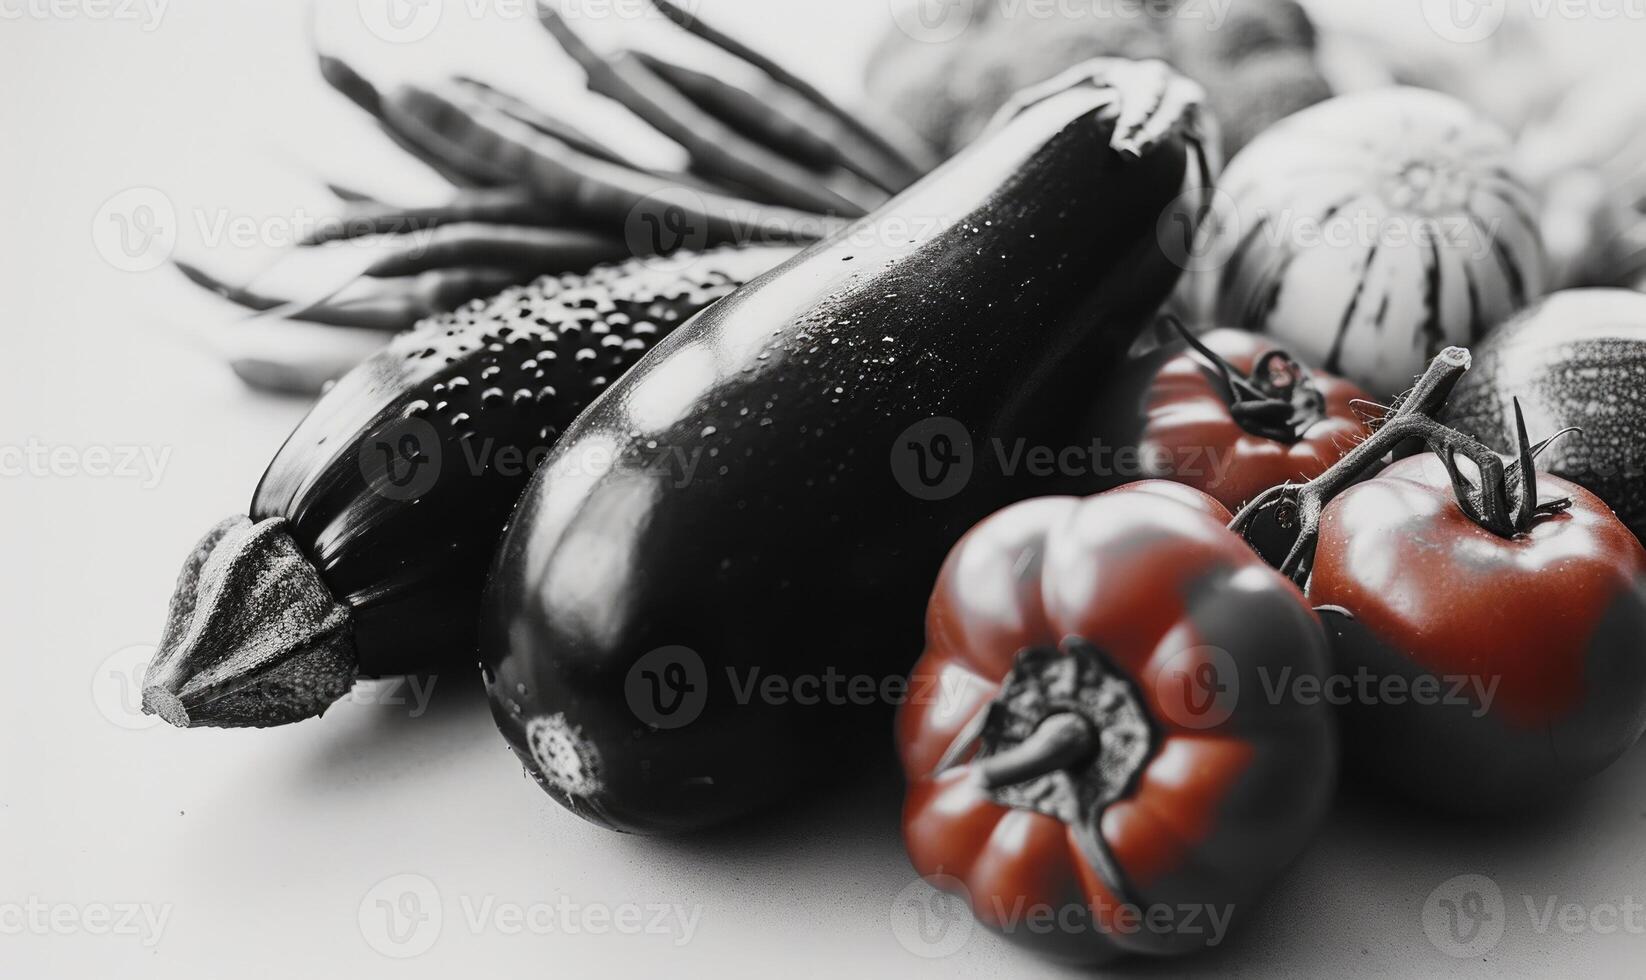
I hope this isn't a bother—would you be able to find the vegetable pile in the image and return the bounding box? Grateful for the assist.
[148,2,1646,967]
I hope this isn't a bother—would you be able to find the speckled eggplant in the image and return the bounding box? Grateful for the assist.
[481,60,1218,834]
[142,245,798,728]
[1446,289,1646,543]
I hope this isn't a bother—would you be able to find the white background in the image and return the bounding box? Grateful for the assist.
[3,1,1646,977]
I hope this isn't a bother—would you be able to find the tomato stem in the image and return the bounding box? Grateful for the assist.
[1229,350,1581,583]
[1229,347,1473,583]
[1166,316,1327,443]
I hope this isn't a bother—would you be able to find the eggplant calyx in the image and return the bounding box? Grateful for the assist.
[143,515,358,728]
[1169,317,1327,443]
[985,58,1207,162]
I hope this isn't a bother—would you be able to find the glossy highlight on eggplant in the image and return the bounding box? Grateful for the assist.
[481,60,1219,834]
[142,246,797,728]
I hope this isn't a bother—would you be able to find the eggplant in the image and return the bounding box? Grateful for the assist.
[480,60,1218,833]
[142,246,798,728]
[1446,288,1646,543]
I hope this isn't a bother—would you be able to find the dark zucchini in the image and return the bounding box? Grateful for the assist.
[1447,288,1646,542]
[480,60,1217,833]
[142,246,798,728]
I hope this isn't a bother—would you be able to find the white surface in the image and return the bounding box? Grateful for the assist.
[3,2,1645,977]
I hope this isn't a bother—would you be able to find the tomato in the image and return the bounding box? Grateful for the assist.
[1131,328,1371,513]
[897,482,1336,964]
[1309,453,1646,810]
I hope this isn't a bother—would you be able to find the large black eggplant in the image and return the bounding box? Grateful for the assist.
[142,246,797,728]
[1447,288,1646,543]
[481,60,1218,833]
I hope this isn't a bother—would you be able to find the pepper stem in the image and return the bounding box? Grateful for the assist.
[978,713,1097,789]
